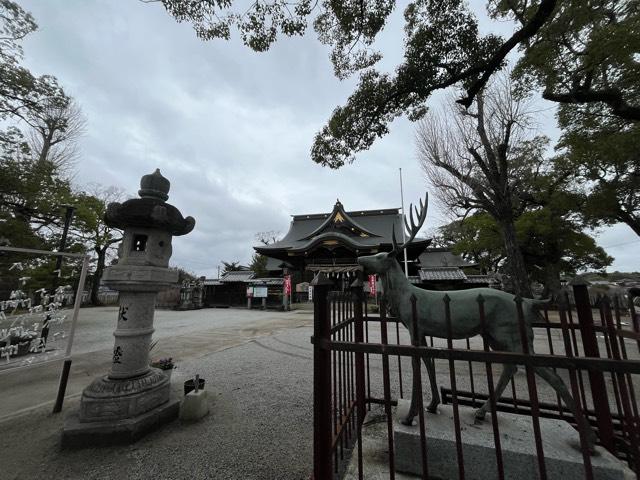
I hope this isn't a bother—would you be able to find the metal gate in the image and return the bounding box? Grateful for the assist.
[311,274,640,479]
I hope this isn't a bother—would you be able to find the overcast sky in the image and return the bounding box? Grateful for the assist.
[17,0,640,276]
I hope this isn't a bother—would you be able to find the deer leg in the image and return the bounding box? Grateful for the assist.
[533,367,597,450]
[421,337,439,413]
[402,352,422,426]
[475,364,517,421]
[402,337,440,425]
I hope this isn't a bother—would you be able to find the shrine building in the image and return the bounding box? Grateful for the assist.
[254,199,430,288]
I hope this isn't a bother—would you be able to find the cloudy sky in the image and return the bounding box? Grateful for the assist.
[17,0,640,276]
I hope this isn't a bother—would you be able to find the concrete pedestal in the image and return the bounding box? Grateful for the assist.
[180,390,209,421]
[62,397,179,448]
[394,400,625,480]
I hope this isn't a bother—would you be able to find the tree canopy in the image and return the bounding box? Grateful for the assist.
[557,104,640,237]
[154,0,639,168]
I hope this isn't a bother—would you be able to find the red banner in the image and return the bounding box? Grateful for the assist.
[368,274,377,297]
[284,275,292,296]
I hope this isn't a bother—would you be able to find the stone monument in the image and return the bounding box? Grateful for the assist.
[62,169,195,446]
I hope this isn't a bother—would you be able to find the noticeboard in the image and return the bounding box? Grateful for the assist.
[253,286,268,298]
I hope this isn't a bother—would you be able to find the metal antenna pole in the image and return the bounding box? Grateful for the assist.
[399,168,409,278]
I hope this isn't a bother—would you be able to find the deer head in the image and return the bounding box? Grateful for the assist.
[357,193,428,274]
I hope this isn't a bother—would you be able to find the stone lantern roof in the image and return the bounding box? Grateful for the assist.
[104,169,195,236]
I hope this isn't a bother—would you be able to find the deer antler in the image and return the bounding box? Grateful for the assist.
[392,193,428,253]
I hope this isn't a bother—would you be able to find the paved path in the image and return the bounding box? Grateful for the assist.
[0,307,312,420]
[1,323,315,480]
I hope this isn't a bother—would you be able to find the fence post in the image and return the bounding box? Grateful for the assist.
[312,272,333,480]
[571,279,615,451]
[629,287,640,341]
[351,274,365,425]
[351,273,365,480]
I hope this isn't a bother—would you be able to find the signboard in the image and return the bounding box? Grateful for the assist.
[0,247,88,373]
[284,275,292,296]
[308,285,313,301]
[253,286,268,298]
[246,287,254,298]
[368,274,377,297]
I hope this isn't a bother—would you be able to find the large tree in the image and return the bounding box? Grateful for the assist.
[153,0,639,168]
[0,128,75,248]
[0,1,82,245]
[436,213,505,275]
[417,76,541,296]
[250,230,281,277]
[72,186,124,305]
[440,210,612,300]
[557,106,640,237]
[0,0,67,124]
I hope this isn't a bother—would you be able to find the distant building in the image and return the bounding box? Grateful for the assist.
[417,247,496,290]
[203,268,255,307]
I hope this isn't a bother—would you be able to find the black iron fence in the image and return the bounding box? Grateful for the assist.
[311,275,640,479]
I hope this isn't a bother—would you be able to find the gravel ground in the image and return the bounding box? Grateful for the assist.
[1,307,637,479]
[1,325,314,480]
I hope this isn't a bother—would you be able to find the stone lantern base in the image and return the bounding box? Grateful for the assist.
[62,368,179,447]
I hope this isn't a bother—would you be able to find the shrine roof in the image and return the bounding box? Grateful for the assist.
[419,267,468,281]
[255,200,430,256]
[418,248,477,268]
[220,270,256,283]
[264,257,293,271]
[247,277,283,286]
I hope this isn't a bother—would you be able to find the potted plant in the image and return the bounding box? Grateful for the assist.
[150,357,175,380]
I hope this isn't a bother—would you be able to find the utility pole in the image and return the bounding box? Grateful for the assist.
[51,204,75,296]
[399,168,409,278]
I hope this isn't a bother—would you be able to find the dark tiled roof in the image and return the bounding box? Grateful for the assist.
[255,200,429,255]
[465,275,495,284]
[203,279,222,286]
[220,271,256,283]
[264,257,292,271]
[307,264,361,273]
[419,267,467,281]
[247,277,283,286]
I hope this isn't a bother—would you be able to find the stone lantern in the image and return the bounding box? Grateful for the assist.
[63,169,195,446]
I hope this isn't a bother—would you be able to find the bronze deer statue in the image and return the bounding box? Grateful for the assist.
[357,193,596,447]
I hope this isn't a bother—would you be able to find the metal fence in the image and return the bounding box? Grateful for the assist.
[311,275,640,479]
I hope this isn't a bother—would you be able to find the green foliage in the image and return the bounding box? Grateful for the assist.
[437,213,505,274]
[557,107,640,236]
[0,131,75,249]
[442,208,612,284]
[170,266,197,283]
[0,0,67,124]
[154,1,638,168]
[221,261,243,274]
[498,0,640,120]
[515,208,613,282]
[249,252,268,277]
[0,2,118,302]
